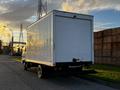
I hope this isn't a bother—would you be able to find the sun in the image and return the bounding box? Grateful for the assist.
[0,22,12,44]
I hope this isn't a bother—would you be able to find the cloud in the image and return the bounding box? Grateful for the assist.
[0,0,37,28]
[0,0,36,19]
[0,0,120,31]
[61,0,120,13]
[94,22,113,31]
[0,6,8,14]
[94,21,120,32]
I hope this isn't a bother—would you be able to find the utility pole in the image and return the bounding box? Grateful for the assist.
[10,29,14,55]
[19,24,24,44]
[10,29,14,56]
[37,0,47,20]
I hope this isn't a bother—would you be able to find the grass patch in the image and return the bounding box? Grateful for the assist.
[83,64,120,83]
[91,64,120,72]
[89,69,120,83]
[11,56,22,62]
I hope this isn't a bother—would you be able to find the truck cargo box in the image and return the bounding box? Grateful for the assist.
[25,10,94,67]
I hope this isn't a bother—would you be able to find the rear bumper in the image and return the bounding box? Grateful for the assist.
[55,61,93,67]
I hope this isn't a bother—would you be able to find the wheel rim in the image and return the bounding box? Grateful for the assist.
[37,65,42,78]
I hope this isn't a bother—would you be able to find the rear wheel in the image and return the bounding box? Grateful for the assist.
[24,62,29,71]
[37,65,45,78]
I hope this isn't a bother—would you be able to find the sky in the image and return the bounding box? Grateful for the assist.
[0,0,120,43]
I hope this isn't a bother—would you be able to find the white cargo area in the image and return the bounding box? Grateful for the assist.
[25,10,94,67]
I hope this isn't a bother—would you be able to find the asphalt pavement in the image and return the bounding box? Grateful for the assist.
[0,55,118,90]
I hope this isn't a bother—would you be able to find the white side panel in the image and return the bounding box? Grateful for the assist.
[54,16,93,62]
[26,13,54,66]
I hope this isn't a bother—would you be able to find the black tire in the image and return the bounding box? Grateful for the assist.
[37,65,45,78]
[24,62,29,71]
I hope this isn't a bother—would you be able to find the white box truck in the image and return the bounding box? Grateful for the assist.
[23,10,94,78]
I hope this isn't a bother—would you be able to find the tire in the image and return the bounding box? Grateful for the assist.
[24,62,29,71]
[37,65,44,78]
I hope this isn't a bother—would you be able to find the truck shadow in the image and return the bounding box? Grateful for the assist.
[28,67,96,86]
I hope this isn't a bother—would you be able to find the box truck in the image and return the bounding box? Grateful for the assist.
[23,10,94,78]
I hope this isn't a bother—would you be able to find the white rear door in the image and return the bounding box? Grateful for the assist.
[54,16,93,63]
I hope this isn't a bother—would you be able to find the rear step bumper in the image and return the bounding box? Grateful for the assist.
[55,61,93,67]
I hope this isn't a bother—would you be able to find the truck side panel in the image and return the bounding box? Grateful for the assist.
[26,13,54,66]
